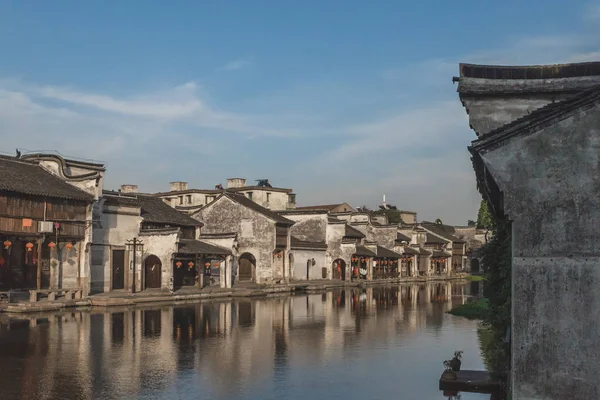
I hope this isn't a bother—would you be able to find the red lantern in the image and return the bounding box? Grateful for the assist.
[3,240,11,249]
[215,262,220,267]
[48,242,56,249]
[65,242,73,251]
[176,261,182,268]
[188,261,194,269]
[25,242,34,252]
[205,262,210,268]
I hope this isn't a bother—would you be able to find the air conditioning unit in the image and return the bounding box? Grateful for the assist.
[38,221,54,233]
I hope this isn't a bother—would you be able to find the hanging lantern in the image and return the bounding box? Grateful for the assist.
[176,261,182,268]
[205,262,211,268]
[54,222,61,230]
[65,242,73,251]
[215,262,220,267]
[277,252,282,258]
[25,242,34,252]
[188,261,194,269]
[48,242,56,249]
[3,240,11,249]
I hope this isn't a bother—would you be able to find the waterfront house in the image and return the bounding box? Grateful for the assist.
[92,186,231,293]
[0,153,104,296]
[192,191,294,284]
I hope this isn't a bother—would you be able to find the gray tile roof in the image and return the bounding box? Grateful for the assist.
[0,156,94,201]
[344,225,365,238]
[138,195,202,227]
[178,239,231,255]
[354,245,377,257]
[396,232,411,242]
[291,236,328,250]
[400,247,420,255]
[375,245,402,258]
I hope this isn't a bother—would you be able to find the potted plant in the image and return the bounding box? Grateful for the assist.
[441,360,457,380]
[450,350,463,371]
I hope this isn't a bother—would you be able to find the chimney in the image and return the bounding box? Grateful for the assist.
[227,178,246,189]
[169,181,188,192]
[120,184,138,193]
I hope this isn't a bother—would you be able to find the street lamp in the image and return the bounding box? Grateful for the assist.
[126,238,144,293]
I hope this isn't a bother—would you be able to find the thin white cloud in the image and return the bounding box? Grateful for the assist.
[221,58,252,71]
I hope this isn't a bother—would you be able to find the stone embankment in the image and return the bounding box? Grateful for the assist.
[1,273,468,313]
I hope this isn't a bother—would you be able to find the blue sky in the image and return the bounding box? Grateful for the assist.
[1,1,599,224]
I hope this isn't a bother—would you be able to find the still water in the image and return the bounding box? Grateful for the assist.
[0,282,487,400]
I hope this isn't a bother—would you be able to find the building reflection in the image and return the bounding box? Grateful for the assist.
[0,282,475,399]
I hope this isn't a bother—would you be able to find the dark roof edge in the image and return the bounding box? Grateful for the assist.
[459,61,600,80]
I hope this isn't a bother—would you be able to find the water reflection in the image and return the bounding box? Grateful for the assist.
[0,282,487,400]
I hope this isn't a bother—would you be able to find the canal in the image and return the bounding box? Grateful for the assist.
[0,282,487,400]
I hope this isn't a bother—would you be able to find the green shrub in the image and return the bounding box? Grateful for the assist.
[449,298,489,319]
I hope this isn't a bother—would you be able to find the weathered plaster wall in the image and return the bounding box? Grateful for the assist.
[286,214,327,242]
[193,197,278,284]
[325,223,354,279]
[400,212,417,224]
[366,225,396,249]
[290,249,326,280]
[242,190,290,210]
[91,201,143,293]
[481,104,600,399]
[140,232,179,291]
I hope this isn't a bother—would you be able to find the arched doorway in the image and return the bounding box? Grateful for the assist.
[332,259,346,280]
[238,253,256,282]
[144,255,162,289]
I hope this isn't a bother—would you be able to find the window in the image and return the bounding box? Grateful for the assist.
[186,195,192,204]
[178,196,183,205]
[288,194,296,204]
[266,192,271,202]
[247,192,253,200]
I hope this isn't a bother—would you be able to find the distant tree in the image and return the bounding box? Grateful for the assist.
[373,205,404,225]
[476,200,494,242]
[467,220,476,227]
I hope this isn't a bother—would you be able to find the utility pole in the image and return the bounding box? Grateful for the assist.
[126,238,143,293]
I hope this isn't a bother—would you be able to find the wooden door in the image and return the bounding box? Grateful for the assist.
[238,258,253,282]
[144,256,161,289]
[112,250,125,290]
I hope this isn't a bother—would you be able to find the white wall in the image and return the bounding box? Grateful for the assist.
[291,249,326,280]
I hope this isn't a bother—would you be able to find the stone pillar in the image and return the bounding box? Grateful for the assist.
[367,257,373,281]
[220,257,226,289]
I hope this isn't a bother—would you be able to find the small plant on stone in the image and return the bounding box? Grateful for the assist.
[443,360,452,371]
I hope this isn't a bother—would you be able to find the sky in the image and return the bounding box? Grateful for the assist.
[0,1,599,225]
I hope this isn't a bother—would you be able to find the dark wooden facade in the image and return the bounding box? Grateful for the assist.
[0,194,88,238]
[0,192,89,290]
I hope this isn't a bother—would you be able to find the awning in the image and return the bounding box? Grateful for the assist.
[401,246,420,255]
[354,245,377,257]
[432,249,452,258]
[178,239,231,255]
[376,245,402,258]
